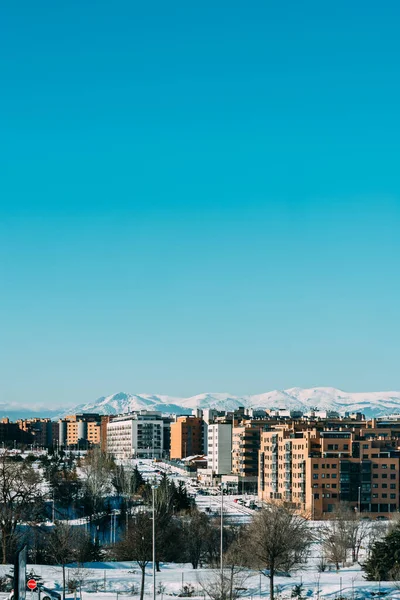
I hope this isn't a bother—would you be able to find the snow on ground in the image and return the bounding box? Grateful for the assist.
[2,561,400,600]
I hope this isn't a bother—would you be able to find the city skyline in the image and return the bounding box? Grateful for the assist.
[1,1,400,406]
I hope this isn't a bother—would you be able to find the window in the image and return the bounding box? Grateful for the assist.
[363,444,369,449]
[332,474,337,479]
[313,474,318,480]
[373,464,378,469]
[372,494,378,499]
[373,484,378,488]
[313,464,319,469]
[382,474,388,479]
[373,474,379,479]
[391,464,395,470]
[382,494,387,499]
[391,474,396,480]
[390,484,396,489]
[382,464,388,469]
[391,494,396,499]
[343,444,349,450]
[382,484,388,489]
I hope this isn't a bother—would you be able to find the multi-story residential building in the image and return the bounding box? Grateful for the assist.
[107,410,164,460]
[232,422,264,478]
[17,418,55,447]
[59,414,101,448]
[0,418,34,446]
[208,423,232,475]
[100,415,113,452]
[259,423,400,518]
[170,416,203,459]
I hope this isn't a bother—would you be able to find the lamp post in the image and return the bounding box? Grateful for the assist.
[220,482,225,575]
[358,486,361,514]
[152,483,159,600]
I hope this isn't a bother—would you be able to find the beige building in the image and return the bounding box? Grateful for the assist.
[259,422,400,518]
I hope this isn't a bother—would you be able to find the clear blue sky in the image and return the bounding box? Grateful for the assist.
[1,1,400,407]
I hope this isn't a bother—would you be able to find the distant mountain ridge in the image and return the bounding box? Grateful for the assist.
[58,387,400,419]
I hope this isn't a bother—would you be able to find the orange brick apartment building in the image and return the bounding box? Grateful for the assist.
[259,420,400,518]
[170,416,203,459]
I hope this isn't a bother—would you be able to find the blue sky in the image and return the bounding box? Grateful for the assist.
[1,1,400,407]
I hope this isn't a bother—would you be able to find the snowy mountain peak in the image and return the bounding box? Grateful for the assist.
[58,387,400,419]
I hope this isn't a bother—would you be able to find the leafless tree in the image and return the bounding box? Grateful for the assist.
[114,512,152,600]
[198,570,248,600]
[0,453,44,563]
[68,566,94,600]
[244,504,313,600]
[46,521,95,600]
[222,526,249,600]
[46,522,80,600]
[321,518,348,570]
[321,505,370,567]
[80,449,115,515]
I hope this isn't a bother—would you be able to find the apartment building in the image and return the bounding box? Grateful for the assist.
[170,416,203,459]
[107,410,164,460]
[232,422,264,478]
[59,413,101,448]
[208,423,232,475]
[17,418,57,447]
[0,418,34,446]
[259,423,400,518]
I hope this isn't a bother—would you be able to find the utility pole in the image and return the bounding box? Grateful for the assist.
[220,482,224,575]
[152,483,159,600]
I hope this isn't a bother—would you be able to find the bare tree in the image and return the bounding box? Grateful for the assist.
[80,449,115,516]
[0,453,44,563]
[114,512,152,600]
[198,569,248,600]
[46,522,80,600]
[223,526,249,600]
[244,504,313,600]
[68,566,94,600]
[182,508,212,569]
[321,518,348,570]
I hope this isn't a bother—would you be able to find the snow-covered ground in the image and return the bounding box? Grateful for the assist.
[3,560,400,600]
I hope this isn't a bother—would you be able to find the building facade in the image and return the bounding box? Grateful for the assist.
[208,423,232,475]
[59,414,101,448]
[232,422,264,478]
[107,411,164,460]
[259,423,400,518]
[170,416,203,459]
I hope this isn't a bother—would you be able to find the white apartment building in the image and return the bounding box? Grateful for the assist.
[107,411,164,460]
[207,422,232,475]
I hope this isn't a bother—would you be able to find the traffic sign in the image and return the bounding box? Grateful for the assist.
[27,580,37,591]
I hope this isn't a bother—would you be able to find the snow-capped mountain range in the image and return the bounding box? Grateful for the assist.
[58,388,400,419]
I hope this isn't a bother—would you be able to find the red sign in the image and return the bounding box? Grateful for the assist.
[27,580,37,591]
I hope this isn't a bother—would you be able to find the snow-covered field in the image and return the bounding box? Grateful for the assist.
[3,560,400,600]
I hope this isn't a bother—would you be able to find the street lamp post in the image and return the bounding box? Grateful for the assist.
[220,482,224,575]
[358,486,361,514]
[152,484,159,600]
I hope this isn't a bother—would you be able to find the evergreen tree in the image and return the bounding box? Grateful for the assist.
[364,526,400,581]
